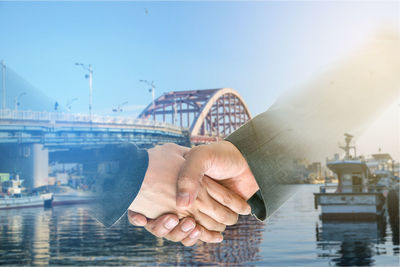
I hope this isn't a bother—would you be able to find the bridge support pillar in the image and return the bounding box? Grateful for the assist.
[30,144,49,189]
[15,144,49,190]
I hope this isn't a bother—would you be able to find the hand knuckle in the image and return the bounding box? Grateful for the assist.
[211,203,219,214]
[218,211,228,223]
[222,193,233,205]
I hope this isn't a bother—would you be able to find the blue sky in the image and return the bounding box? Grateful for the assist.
[1,1,398,117]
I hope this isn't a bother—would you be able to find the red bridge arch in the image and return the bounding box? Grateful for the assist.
[138,88,252,144]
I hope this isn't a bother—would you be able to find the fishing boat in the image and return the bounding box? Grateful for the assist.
[34,185,95,206]
[314,134,386,220]
[0,177,53,210]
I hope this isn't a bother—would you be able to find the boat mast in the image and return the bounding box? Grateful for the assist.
[339,133,356,160]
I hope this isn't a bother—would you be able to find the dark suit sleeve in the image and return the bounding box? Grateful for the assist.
[225,113,301,220]
[226,34,399,220]
[69,143,149,227]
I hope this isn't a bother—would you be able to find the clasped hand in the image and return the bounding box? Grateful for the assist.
[128,142,259,246]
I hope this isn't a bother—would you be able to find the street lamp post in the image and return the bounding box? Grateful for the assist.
[1,60,5,110]
[14,92,26,111]
[75,63,93,120]
[139,79,156,119]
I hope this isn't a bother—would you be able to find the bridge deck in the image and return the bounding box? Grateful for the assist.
[0,109,189,147]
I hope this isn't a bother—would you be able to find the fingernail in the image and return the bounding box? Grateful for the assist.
[189,229,200,239]
[177,192,190,207]
[181,220,195,232]
[131,217,144,226]
[164,218,178,230]
[132,217,139,225]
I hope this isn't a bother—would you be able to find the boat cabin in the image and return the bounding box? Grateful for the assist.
[327,160,371,193]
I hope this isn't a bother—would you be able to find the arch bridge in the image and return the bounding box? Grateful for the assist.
[138,88,252,144]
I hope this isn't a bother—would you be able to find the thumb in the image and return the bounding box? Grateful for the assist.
[176,145,214,208]
[127,210,148,226]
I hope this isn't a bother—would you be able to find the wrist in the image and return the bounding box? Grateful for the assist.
[128,146,187,219]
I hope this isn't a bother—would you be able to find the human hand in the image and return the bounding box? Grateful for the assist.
[128,143,251,232]
[176,140,259,207]
[128,141,258,246]
[128,211,223,246]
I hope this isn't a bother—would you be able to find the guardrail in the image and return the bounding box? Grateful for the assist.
[0,109,184,132]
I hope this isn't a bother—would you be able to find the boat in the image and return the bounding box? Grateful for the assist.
[52,186,94,205]
[0,177,53,210]
[314,134,386,221]
[0,193,53,209]
[34,185,95,206]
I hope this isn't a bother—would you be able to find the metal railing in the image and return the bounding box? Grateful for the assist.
[0,109,184,132]
[319,184,389,193]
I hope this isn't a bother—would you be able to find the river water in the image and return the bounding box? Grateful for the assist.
[0,185,398,266]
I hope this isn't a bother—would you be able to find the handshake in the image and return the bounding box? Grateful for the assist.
[127,141,260,246]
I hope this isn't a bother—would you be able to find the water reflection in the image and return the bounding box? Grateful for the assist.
[0,207,266,266]
[316,218,398,266]
[389,204,399,253]
[0,209,50,265]
[190,216,265,265]
[0,186,398,266]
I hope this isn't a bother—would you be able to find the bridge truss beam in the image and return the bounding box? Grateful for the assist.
[138,88,252,144]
